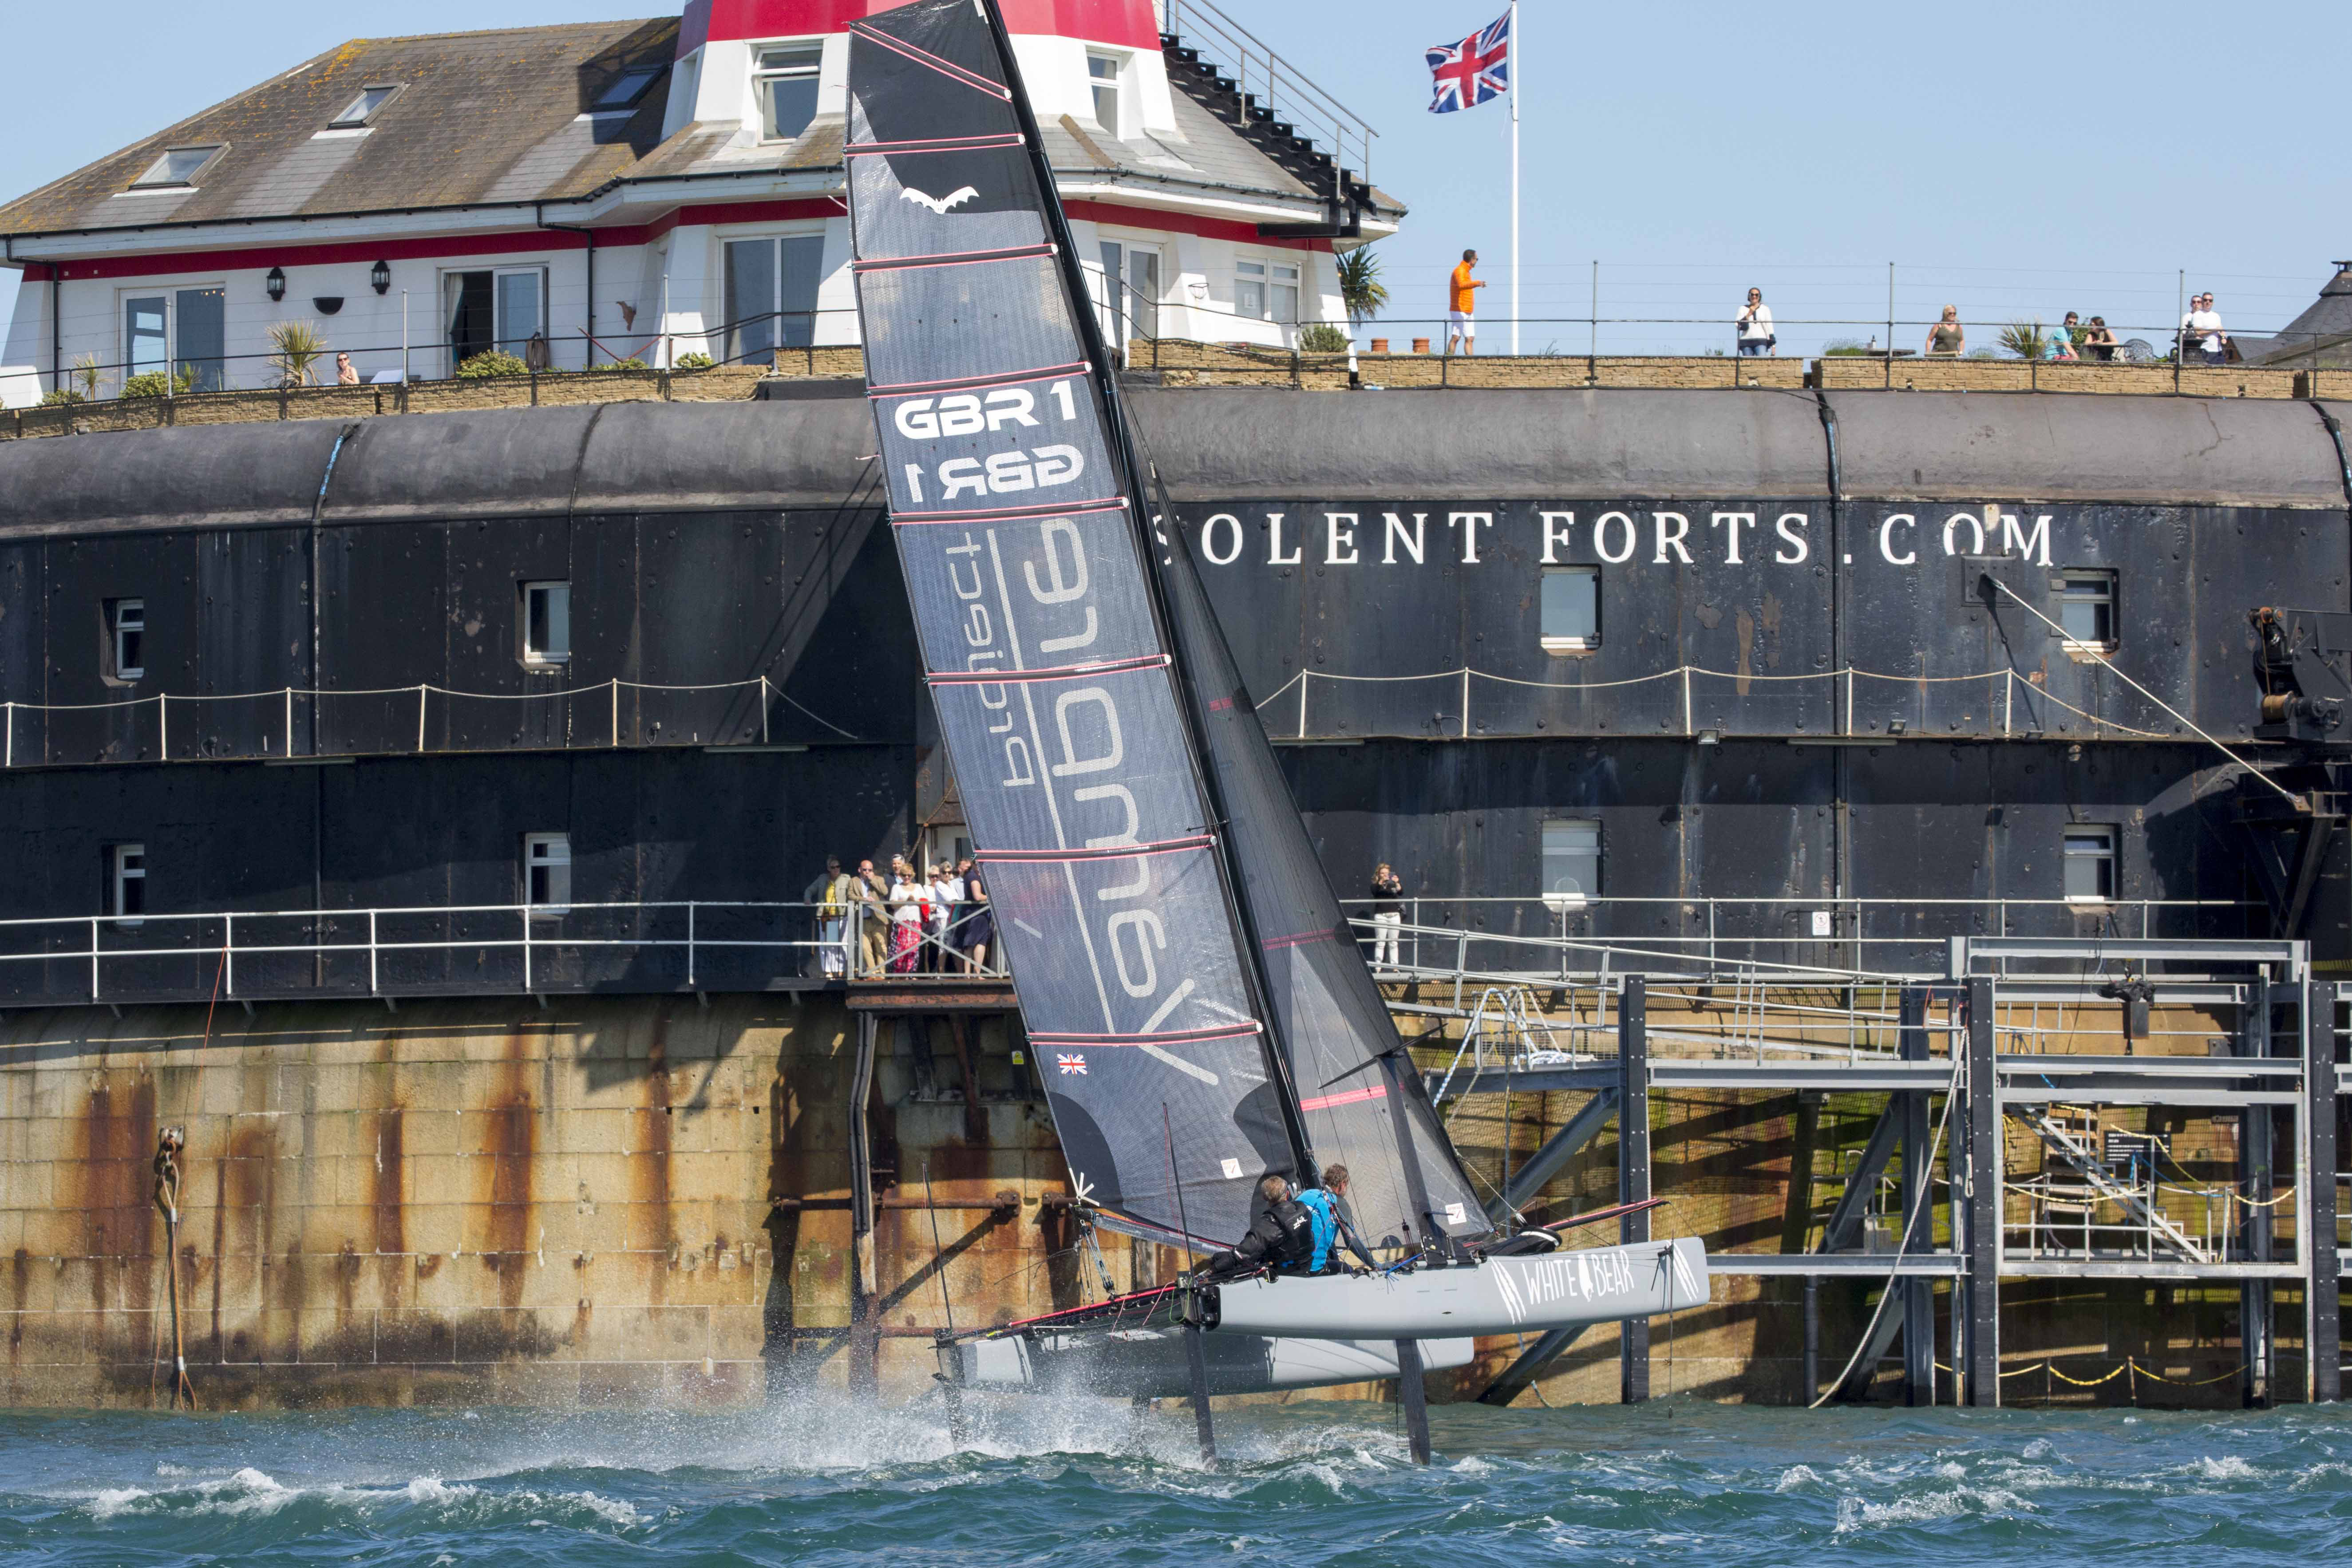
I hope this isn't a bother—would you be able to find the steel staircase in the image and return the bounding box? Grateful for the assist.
[2024,1106,2210,1263]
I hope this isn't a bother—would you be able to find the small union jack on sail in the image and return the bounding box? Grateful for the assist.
[1427,10,1511,114]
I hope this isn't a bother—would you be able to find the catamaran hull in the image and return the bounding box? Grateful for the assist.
[1202,1238,1710,1340]
[946,1331,1474,1399]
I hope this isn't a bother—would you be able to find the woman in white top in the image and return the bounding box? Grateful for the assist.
[886,857,924,974]
[927,862,961,971]
[1736,288,1775,356]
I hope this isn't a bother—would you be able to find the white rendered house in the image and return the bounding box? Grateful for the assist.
[0,0,1395,407]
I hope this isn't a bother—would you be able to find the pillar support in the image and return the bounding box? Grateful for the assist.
[848,1011,880,1398]
[2306,980,2340,1404]
[1619,975,1651,1404]
[1964,976,2001,1406]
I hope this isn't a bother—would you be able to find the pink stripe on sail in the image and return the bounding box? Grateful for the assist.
[867,362,1090,399]
[851,242,1056,274]
[1299,1084,1389,1113]
[844,133,1026,157]
[980,834,1214,864]
[891,496,1127,526]
[846,22,1013,100]
[927,653,1167,687]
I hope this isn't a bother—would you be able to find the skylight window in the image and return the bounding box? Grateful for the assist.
[594,65,665,111]
[329,86,399,128]
[131,146,221,189]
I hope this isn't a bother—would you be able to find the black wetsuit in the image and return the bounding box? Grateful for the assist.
[1206,1197,1316,1278]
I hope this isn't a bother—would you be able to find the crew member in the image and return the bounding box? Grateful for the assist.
[1205,1174,1316,1279]
[1299,1165,1378,1273]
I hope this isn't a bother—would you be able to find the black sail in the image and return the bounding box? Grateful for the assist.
[847,0,1485,1256]
[846,0,1295,1247]
[1149,501,1493,1248]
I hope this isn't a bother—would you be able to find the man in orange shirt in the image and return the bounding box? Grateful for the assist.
[1447,249,1486,355]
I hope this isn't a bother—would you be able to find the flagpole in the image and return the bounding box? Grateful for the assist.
[1509,0,1520,356]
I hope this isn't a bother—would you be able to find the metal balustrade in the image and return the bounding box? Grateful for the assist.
[0,900,1005,1008]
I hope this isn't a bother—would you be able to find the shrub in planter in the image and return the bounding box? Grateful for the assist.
[673,352,716,371]
[592,358,650,371]
[455,350,530,379]
[38,388,87,407]
[1297,324,1350,354]
[122,368,195,398]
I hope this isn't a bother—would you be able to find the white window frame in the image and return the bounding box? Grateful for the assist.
[753,40,825,144]
[1270,259,1301,326]
[1539,565,1601,652]
[1094,237,1162,352]
[1235,258,1267,322]
[110,843,147,927]
[1541,819,1601,912]
[131,146,223,190]
[524,833,573,916]
[108,597,146,682]
[2063,824,2118,904]
[1087,52,1125,139]
[720,229,829,363]
[521,581,571,667]
[2056,569,2117,654]
[328,85,401,129]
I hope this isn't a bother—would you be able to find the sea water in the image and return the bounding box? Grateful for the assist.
[1,1396,2347,1564]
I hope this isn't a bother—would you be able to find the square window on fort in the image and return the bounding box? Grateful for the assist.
[107,598,146,682]
[723,235,826,364]
[1541,820,1600,909]
[2056,571,2115,650]
[2063,825,2117,902]
[1088,54,1123,138]
[131,146,221,188]
[329,86,399,128]
[757,44,823,142]
[524,833,572,914]
[109,843,146,926]
[521,581,571,666]
[1270,262,1300,325]
[1540,566,1600,650]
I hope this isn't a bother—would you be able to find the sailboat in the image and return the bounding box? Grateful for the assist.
[843,0,1707,1403]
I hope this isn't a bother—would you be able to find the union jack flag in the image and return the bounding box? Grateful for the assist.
[1427,11,1511,115]
[1057,1053,1088,1075]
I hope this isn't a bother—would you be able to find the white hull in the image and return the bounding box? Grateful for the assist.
[1205,1238,1710,1340]
[949,1329,1474,1398]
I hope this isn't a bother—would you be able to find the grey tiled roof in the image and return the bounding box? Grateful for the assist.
[0,17,1378,241]
[0,19,680,237]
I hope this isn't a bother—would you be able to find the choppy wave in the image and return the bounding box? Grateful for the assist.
[0,1398,2344,1564]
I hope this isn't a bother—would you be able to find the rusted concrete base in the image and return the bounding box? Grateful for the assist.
[0,994,1067,1410]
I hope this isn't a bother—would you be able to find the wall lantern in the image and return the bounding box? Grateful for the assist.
[265,267,287,303]
[370,260,391,296]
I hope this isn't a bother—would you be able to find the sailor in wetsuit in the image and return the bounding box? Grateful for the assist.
[1204,1174,1317,1279]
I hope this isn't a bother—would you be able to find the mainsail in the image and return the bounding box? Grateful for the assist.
[845,0,1481,1253]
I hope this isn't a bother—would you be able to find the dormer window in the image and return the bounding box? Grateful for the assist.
[131,146,222,189]
[594,65,665,112]
[329,85,399,128]
[1087,54,1123,138]
[756,44,823,142]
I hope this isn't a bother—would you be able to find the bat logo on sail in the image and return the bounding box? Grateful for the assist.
[1057,1053,1088,1075]
[901,185,981,216]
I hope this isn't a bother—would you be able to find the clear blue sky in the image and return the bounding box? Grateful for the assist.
[4,0,2345,356]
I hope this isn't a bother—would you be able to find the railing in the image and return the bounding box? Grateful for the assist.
[1162,0,1377,191]
[1340,894,2259,986]
[0,899,1005,1009]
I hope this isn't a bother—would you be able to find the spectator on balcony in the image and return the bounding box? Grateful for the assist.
[927,858,962,972]
[2047,312,2081,361]
[1924,306,1965,356]
[855,858,891,976]
[805,856,854,979]
[1369,863,1405,973]
[1735,289,1775,356]
[2081,316,2119,362]
[961,873,994,975]
[336,352,361,386]
[887,856,924,975]
[948,857,979,971]
[2182,293,2229,364]
[1446,249,1485,356]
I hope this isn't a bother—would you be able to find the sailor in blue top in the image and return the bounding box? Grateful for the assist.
[1297,1165,1377,1274]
